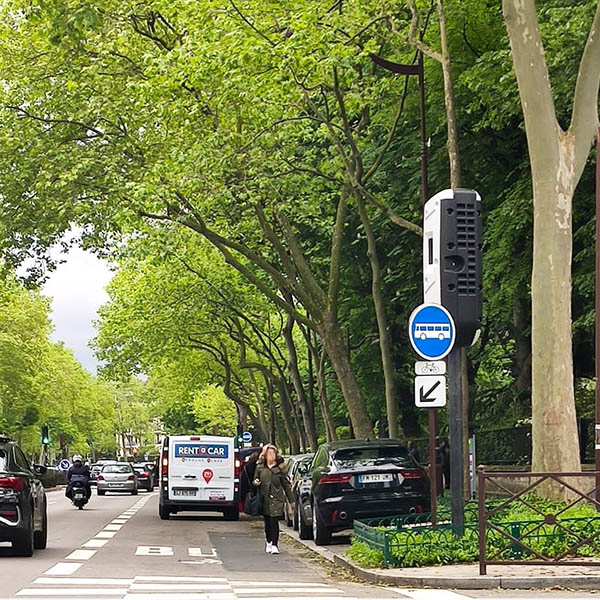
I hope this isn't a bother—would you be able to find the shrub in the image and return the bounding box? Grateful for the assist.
[347,540,385,569]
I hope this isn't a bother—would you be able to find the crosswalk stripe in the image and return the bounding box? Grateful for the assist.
[43,563,82,576]
[229,582,331,588]
[232,589,343,595]
[392,592,475,600]
[130,585,232,591]
[133,577,229,583]
[124,595,235,600]
[17,590,129,596]
[34,578,133,586]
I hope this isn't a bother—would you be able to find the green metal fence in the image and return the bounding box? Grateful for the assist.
[353,511,600,568]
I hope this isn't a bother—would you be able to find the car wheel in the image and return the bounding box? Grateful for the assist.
[298,502,311,540]
[312,503,331,545]
[13,511,34,557]
[158,502,170,520]
[132,489,138,496]
[34,501,48,550]
[97,490,106,496]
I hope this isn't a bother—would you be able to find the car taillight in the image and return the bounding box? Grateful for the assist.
[400,470,426,479]
[97,475,104,481]
[0,477,25,491]
[139,473,148,478]
[234,457,241,478]
[128,475,135,481]
[0,507,18,521]
[161,456,168,477]
[318,474,351,485]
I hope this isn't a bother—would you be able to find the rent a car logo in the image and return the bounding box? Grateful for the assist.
[174,443,229,461]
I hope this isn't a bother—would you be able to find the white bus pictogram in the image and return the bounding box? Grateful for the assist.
[415,323,451,341]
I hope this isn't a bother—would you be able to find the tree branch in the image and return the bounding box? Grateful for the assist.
[570,0,600,180]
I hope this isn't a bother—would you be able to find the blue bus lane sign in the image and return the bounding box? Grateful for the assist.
[409,303,456,361]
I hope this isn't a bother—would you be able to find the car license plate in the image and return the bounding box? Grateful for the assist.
[358,473,393,483]
[209,490,227,501]
[173,489,196,497]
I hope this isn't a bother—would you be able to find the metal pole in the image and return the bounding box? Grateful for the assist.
[477,466,486,575]
[595,127,600,500]
[418,51,429,204]
[428,408,437,526]
[448,347,465,533]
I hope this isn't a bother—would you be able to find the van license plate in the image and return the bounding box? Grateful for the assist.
[358,474,393,483]
[209,490,227,501]
[173,489,196,497]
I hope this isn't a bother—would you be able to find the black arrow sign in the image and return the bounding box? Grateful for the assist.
[420,380,442,403]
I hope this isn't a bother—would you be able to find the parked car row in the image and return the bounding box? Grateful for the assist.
[281,439,430,545]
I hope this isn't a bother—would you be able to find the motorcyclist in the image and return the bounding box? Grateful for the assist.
[66,455,92,500]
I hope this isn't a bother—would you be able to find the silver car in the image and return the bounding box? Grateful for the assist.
[97,463,138,495]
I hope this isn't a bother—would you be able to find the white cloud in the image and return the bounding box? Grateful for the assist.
[42,245,113,374]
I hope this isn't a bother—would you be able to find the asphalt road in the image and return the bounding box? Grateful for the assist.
[2,488,600,600]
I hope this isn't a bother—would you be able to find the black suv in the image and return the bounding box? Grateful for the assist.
[308,439,429,545]
[0,435,48,556]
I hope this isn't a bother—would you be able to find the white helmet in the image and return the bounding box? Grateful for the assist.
[72,455,83,463]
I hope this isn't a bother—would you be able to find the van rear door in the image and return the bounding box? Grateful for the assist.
[168,436,235,503]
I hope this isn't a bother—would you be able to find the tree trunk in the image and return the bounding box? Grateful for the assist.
[530,169,580,481]
[275,377,301,454]
[318,313,373,439]
[283,312,318,450]
[356,194,398,438]
[502,0,594,496]
[317,346,338,442]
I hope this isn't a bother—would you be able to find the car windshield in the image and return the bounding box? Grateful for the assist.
[103,465,132,473]
[333,446,412,468]
[0,449,7,471]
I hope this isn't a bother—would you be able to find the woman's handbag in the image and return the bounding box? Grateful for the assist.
[244,489,263,516]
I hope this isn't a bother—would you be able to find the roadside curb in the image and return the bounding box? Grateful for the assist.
[281,525,600,590]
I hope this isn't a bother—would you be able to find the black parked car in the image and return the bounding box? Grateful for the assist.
[133,464,154,492]
[0,435,48,556]
[306,439,429,545]
[283,454,313,527]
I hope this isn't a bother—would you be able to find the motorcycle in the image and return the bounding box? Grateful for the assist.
[69,480,89,510]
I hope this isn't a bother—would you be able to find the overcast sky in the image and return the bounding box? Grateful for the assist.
[42,246,113,374]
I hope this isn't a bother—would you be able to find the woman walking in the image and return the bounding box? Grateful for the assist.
[253,444,293,554]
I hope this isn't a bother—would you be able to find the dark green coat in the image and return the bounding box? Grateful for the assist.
[254,460,293,517]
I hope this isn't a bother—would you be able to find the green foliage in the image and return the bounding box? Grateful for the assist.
[347,540,385,569]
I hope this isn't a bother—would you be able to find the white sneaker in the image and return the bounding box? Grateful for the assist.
[265,542,273,553]
[271,545,280,554]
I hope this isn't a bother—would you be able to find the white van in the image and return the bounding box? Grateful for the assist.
[158,435,240,520]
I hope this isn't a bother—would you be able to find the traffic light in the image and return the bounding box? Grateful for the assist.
[235,424,244,448]
[41,425,50,446]
[423,189,483,347]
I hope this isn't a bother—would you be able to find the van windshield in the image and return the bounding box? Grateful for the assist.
[333,446,412,468]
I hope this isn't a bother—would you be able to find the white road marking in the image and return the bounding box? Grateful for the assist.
[124,595,234,600]
[82,538,109,548]
[233,589,343,595]
[130,584,232,591]
[96,531,117,538]
[34,578,133,586]
[134,577,229,582]
[104,524,123,531]
[393,591,475,600]
[65,549,96,561]
[188,547,218,558]
[111,519,127,524]
[43,563,82,576]
[135,545,174,556]
[229,582,332,587]
[17,590,128,596]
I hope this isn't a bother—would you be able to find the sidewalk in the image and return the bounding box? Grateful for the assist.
[281,523,600,590]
